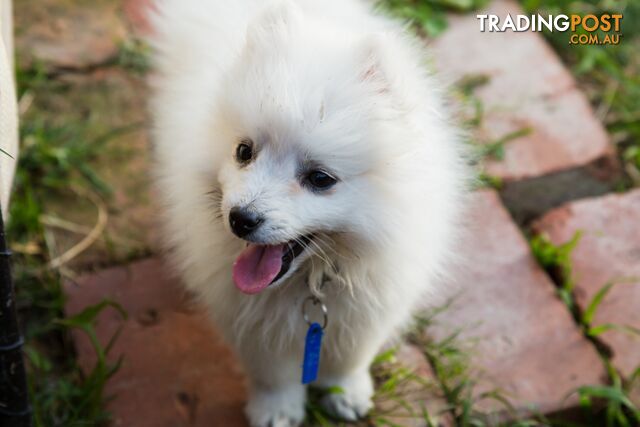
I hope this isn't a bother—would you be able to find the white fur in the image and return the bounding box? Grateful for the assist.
[149,1,468,425]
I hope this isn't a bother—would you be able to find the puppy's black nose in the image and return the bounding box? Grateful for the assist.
[229,207,263,238]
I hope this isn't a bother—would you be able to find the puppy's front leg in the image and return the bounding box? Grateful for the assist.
[316,365,374,421]
[242,352,306,427]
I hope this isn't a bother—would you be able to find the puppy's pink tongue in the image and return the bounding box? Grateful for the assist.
[233,244,284,294]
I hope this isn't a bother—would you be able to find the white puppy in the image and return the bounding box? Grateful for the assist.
[149,0,468,425]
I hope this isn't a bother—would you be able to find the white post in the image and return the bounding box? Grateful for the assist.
[0,0,18,219]
[1,0,12,68]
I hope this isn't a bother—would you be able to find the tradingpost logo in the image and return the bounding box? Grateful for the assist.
[477,13,623,45]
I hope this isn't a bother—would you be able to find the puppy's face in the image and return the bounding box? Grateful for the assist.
[219,133,350,294]
[212,5,390,294]
[216,98,379,295]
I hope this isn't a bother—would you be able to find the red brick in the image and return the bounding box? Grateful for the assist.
[431,0,617,222]
[66,260,458,426]
[123,0,155,36]
[66,259,457,426]
[432,0,611,181]
[425,190,606,418]
[374,344,453,427]
[65,259,249,427]
[533,189,640,380]
[15,1,126,70]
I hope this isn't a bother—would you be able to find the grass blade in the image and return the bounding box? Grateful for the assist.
[582,282,614,326]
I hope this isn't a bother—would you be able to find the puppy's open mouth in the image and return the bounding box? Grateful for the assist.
[232,235,312,295]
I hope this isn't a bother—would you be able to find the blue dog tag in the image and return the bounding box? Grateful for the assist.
[301,322,323,384]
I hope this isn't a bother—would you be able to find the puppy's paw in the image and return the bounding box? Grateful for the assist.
[321,392,372,422]
[245,384,306,427]
[319,371,374,421]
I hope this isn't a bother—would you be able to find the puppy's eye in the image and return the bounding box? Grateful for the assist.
[236,140,254,165]
[306,170,337,191]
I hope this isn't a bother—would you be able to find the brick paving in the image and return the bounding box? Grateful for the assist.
[65,260,453,427]
[123,0,154,36]
[14,0,126,70]
[432,0,618,223]
[14,0,640,425]
[424,191,607,419]
[533,190,640,380]
[377,344,453,427]
[65,259,249,427]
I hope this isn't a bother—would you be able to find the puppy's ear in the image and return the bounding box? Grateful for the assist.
[245,0,302,52]
[357,33,392,94]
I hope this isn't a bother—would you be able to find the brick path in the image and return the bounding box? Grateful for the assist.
[426,191,607,420]
[65,259,249,427]
[432,0,618,225]
[15,0,639,425]
[533,190,640,380]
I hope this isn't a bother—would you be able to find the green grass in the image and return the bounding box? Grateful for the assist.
[369,345,448,426]
[12,247,124,427]
[572,361,640,427]
[581,281,640,339]
[10,56,143,426]
[377,0,489,37]
[25,301,126,427]
[410,309,541,427]
[304,303,539,427]
[115,38,152,76]
[453,73,532,189]
[530,231,582,311]
[530,232,640,426]
[9,119,112,240]
[373,302,639,427]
